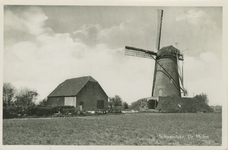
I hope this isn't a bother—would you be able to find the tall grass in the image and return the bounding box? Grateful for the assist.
[3,113,221,145]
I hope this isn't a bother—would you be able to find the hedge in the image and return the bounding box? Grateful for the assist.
[3,106,78,119]
[3,105,117,119]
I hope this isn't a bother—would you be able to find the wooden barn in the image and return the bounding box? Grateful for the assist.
[47,76,108,110]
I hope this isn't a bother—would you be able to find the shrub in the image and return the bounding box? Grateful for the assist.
[122,102,129,110]
[51,106,75,114]
[194,93,209,104]
[30,106,52,116]
[38,98,48,106]
[62,107,77,116]
[3,105,32,119]
[3,106,18,119]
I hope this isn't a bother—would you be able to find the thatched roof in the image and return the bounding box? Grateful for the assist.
[48,76,97,97]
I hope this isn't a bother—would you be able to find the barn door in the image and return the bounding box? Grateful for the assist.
[79,101,84,111]
[64,97,76,107]
[97,100,104,109]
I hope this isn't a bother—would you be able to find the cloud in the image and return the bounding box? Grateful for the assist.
[70,20,152,49]
[97,20,156,49]
[71,24,101,46]
[176,9,205,25]
[175,8,218,31]
[4,6,48,35]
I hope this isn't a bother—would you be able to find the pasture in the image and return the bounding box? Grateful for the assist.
[3,113,221,145]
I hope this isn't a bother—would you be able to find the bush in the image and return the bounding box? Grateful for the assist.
[194,93,209,104]
[3,106,51,118]
[3,106,18,119]
[3,106,33,119]
[30,106,52,116]
[51,106,75,114]
[50,106,85,117]
[122,102,129,110]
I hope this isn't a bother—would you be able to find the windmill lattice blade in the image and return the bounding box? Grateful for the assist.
[124,49,154,59]
[156,9,163,51]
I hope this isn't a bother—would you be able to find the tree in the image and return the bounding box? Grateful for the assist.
[194,93,209,104]
[38,98,48,106]
[3,83,16,106]
[122,102,129,110]
[14,87,38,106]
[109,95,123,108]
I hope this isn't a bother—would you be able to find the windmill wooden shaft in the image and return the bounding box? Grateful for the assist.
[124,9,187,98]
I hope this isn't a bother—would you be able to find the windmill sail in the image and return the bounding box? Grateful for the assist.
[156,9,163,50]
[124,46,157,59]
[125,49,153,59]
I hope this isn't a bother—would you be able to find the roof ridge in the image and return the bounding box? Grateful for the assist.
[66,76,91,80]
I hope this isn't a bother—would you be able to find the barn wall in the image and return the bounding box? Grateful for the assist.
[77,81,108,110]
[47,97,64,106]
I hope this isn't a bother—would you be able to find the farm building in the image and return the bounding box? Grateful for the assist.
[47,76,108,110]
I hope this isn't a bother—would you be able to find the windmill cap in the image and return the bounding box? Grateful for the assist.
[157,45,181,56]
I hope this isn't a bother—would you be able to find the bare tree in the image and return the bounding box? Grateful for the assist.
[14,87,38,106]
[3,83,16,106]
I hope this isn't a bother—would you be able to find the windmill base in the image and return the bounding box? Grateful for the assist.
[155,96,214,113]
[132,96,213,113]
[135,96,159,111]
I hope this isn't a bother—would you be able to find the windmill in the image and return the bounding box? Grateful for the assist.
[124,9,187,98]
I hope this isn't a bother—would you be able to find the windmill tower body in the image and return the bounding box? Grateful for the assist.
[152,45,181,97]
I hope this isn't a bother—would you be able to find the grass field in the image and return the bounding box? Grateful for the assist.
[3,113,222,145]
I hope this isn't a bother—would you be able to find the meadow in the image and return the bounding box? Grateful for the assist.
[3,113,222,145]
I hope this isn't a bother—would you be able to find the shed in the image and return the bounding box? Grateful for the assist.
[47,76,108,110]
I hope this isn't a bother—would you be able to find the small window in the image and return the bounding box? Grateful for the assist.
[79,101,84,106]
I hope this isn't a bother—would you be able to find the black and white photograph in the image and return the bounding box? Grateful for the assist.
[1,1,227,148]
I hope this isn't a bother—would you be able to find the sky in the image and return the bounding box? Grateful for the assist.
[3,5,224,105]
